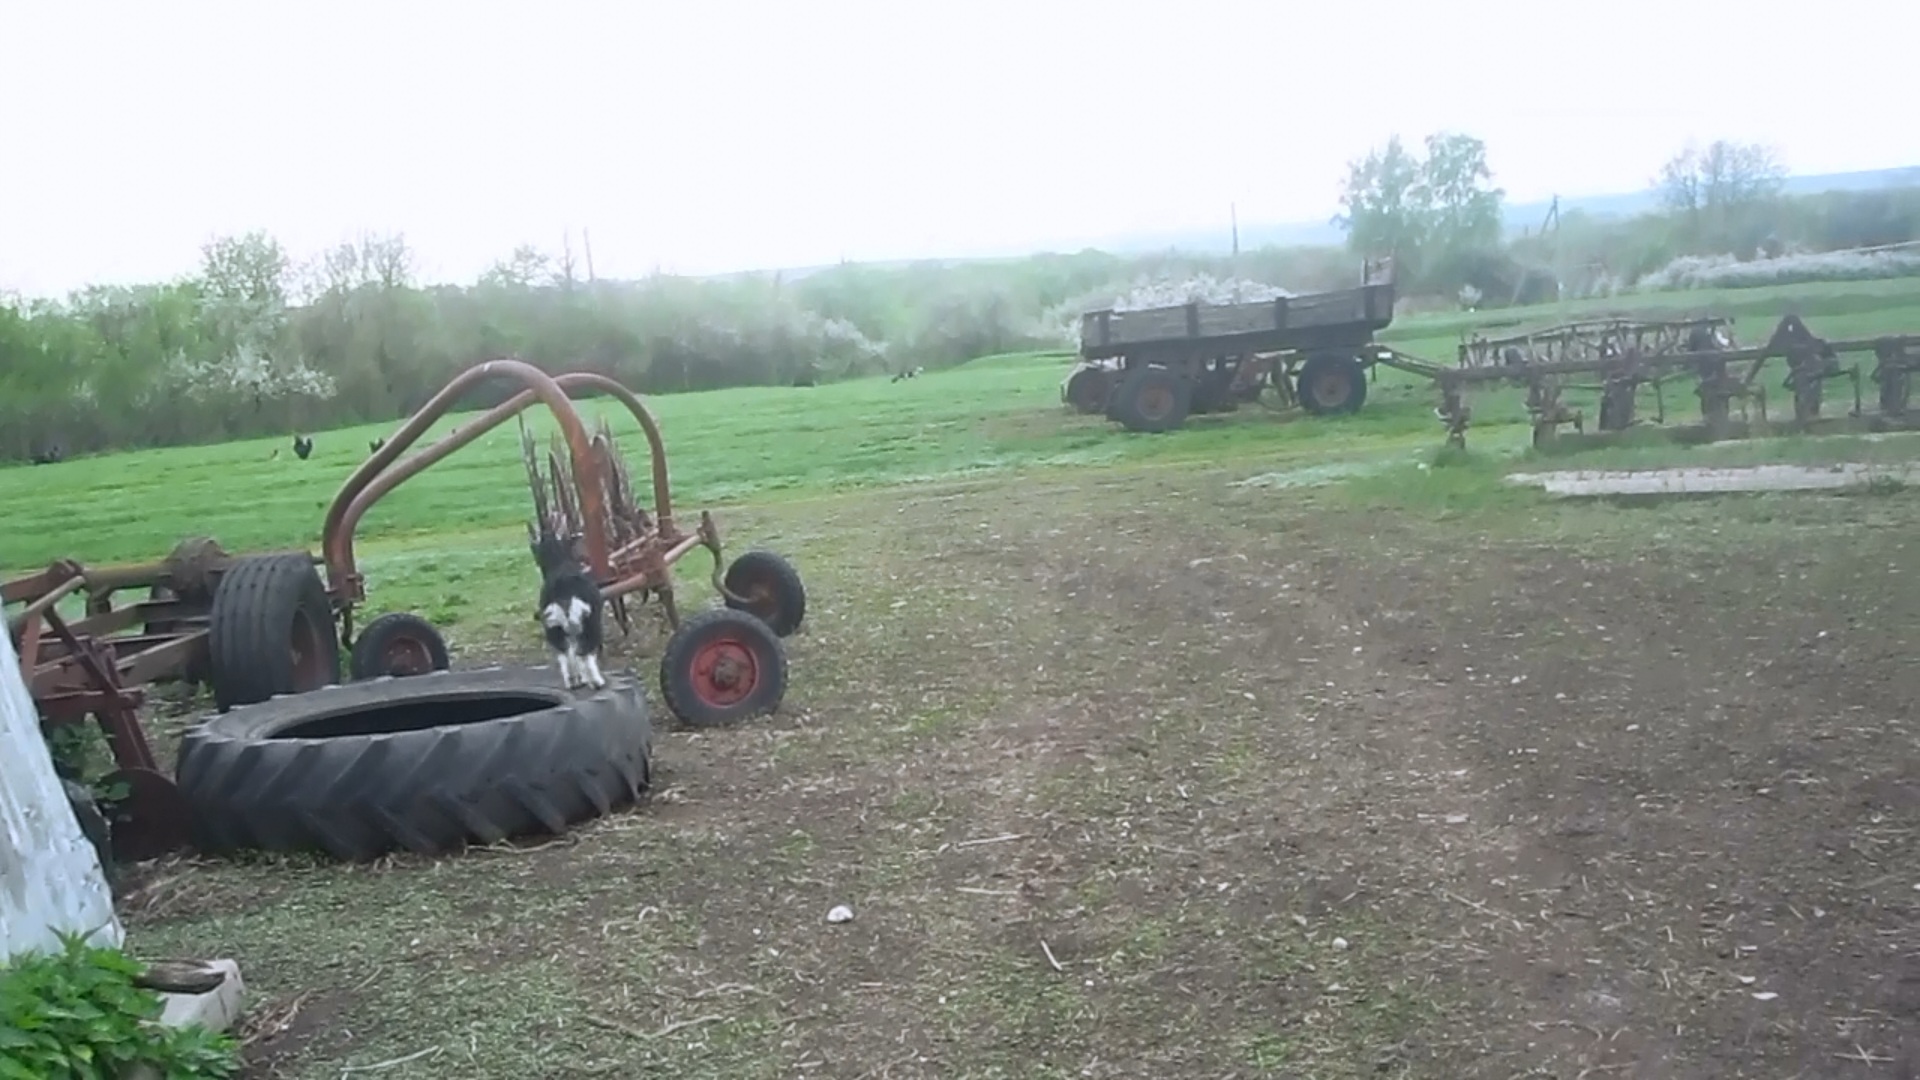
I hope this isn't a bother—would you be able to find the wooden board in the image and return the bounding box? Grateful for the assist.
[1080,285,1391,349]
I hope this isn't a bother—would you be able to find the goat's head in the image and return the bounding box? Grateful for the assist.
[527,523,586,576]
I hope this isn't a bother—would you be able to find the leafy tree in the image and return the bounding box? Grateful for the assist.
[1656,140,1787,256]
[1334,132,1506,289]
[1417,133,1504,262]
[1334,135,1430,274]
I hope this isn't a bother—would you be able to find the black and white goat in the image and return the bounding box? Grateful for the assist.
[530,526,607,690]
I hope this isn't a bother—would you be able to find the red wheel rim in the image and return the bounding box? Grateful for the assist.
[290,611,326,688]
[383,635,432,676]
[1312,372,1346,407]
[690,635,760,708]
[1138,385,1173,419]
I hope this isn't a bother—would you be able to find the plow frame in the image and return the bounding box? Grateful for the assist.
[4,539,240,861]
[1425,313,1920,450]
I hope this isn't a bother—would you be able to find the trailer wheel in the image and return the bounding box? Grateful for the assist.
[349,611,452,680]
[207,553,340,711]
[722,550,807,638]
[1297,352,1369,416]
[174,667,653,861]
[1063,366,1112,414]
[659,608,788,727]
[1112,366,1193,433]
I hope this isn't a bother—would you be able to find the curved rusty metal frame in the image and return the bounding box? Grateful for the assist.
[320,359,702,631]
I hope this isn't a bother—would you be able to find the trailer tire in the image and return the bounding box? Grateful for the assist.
[1297,352,1369,416]
[1112,366,1192,433]
[1063,366,1112,414]
[174,667,653,861]
[208,553,340,711]
[349,611,452,680]
[722,550,807,638]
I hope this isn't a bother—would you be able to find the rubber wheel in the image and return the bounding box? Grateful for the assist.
[350,611,452,680]
[174,667,653,860]
[659,608,789,727]
[722,550,807,638]
[207,553,340,711]
[1063,367,1112,414]
[1112,367,1192,433]
[1296,352,1369,416]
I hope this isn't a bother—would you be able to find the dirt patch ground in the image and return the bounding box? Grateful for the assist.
[125,463,1920,1079]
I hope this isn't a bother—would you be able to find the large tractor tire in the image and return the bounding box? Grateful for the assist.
[174,667,653,861]
[1296,352,1370,416]
[207,553,341,711]
[1111,366,1193,433]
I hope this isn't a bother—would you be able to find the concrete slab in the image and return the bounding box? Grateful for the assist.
[155,958,245,1033]
[1506,462,1920,497]
[121,959,246,1080]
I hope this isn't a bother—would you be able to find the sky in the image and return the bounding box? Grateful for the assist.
[2,0,1913,298]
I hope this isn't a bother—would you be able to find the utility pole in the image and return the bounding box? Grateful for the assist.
[582,228,597,284]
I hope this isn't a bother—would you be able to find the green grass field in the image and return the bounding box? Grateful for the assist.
[6,276,1917,588]
[12,275,1920,1079]
[7,276,1920,644]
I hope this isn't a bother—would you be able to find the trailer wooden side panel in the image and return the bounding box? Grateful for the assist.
[1079,284,1391,351]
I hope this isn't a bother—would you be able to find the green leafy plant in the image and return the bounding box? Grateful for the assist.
[43,725,100,783]
[0,933,240,1080]
[40,726,129,809]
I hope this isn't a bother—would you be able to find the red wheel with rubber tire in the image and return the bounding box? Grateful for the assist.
[658,608,789,727]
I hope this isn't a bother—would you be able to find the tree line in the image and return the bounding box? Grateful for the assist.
[3,135,1918,461]
[1334,134,1920,304]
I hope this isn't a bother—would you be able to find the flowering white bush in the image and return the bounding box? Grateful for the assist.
[158,344,338,404]
[1634,248,1920,292]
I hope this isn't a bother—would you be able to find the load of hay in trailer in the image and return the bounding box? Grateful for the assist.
[1060,261,1398,432]
[4,359,807,868]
